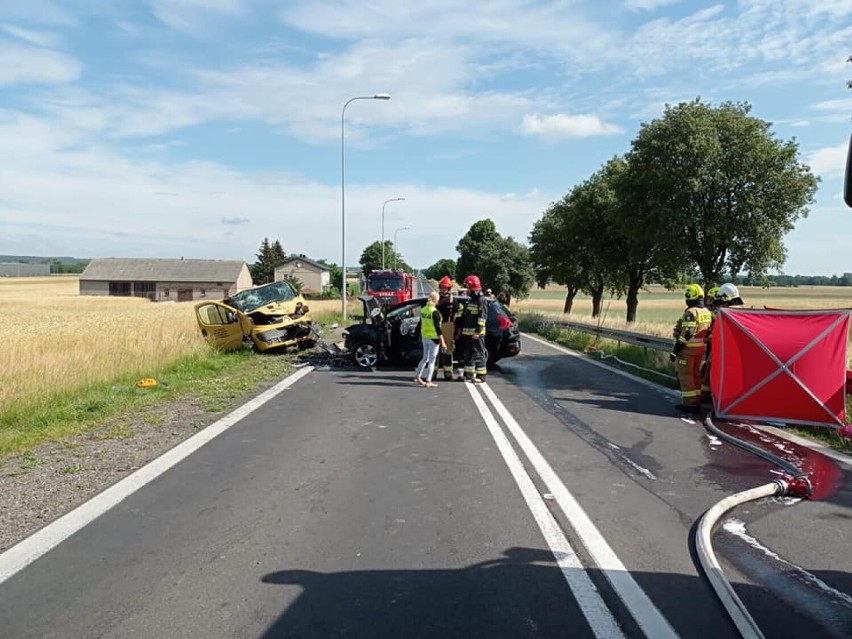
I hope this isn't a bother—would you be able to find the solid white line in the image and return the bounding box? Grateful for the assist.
[463,382,625,639]
[478,383,680,639]
[0,365,315,586]
[522,332,679,399]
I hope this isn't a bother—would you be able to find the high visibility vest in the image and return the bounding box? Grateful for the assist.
[420,304,439,339]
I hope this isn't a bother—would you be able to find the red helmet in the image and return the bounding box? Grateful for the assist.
[463,274,482,291]
[438,276,453,289]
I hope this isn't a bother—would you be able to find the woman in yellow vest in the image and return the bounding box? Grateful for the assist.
[414,292,447,388]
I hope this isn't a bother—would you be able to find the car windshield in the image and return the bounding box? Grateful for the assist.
[228,280,296,312]
[369,277,404,292]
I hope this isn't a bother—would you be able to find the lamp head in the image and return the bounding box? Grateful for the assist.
[374,93,391,100]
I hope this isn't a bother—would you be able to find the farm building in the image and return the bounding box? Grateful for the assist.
[0,263,51,277]
[79,258,253,302]
[274,256,330,293]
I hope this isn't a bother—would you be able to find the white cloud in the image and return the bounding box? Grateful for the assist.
[520,113,624,139]
[807,142,848,179]
[147,0,248,35]
[1,23,61,47]
[623,0,680,12]
[0,1,75,26]
[0,40,80,85]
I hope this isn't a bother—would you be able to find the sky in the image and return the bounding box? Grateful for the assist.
[1,1,851,276]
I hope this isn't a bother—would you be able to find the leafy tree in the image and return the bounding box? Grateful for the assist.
[530,166,626,316]
[250,237,286,284]
[358,240,411,274]
[456,219,534,300]
[456,219,501,282]
[423,258,456,282]
[529,202,582,313]
[627,99,818,285]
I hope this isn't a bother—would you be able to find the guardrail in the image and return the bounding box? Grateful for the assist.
[534,317,673,353]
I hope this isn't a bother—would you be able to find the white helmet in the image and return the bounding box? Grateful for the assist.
[715,283,740,303]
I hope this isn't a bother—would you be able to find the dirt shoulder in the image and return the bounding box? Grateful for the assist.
[0,363,327,554]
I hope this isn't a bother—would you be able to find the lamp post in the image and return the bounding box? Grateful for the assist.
[341,93,391,320]
[393,226,410,271]
[381,197,405,270]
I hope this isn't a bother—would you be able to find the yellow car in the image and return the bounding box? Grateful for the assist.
[195,280,318,352]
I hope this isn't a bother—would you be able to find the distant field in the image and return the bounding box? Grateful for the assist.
[515,284,852,330]
[514,284,852,367]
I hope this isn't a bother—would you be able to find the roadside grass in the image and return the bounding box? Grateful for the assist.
[0,348,296,459]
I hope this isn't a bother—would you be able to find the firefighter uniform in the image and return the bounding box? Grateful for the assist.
[436,288,459,380]
[671,284,712,411]
[457,290,489,382]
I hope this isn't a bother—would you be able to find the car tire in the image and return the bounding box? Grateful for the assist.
[352,341,379,369]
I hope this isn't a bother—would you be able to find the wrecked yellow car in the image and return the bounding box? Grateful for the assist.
[194,280,318,352]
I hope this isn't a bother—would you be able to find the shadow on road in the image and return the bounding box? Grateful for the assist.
[257,545,849,638]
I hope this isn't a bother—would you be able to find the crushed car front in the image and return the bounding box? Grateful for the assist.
[226,280,317,351]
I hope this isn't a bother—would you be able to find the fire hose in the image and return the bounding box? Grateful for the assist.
[695,413,812,639]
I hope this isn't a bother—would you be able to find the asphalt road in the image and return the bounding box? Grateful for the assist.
[1,336,850,638]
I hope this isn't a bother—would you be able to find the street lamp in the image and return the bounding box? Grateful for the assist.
[393,226,410,271]
[381,197,405,270]
[341,93,391,321]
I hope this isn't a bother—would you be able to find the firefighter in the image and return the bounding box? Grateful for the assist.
[701,283,745,404]
[699,285,720,403]
[670,283,712,414]
[436,276,459,381]
[457,274,489,383]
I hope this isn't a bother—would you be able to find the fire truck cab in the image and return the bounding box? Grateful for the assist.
[365,270,417,305]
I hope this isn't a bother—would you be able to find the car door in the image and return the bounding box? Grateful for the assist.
[194,301,249,351]
[386,301,423,360]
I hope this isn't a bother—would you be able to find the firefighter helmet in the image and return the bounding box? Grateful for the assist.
[716,283,740,303]
[684,283,704,301]
[706,285,720,300]
[438,276,453,290]
[464,274,482,291]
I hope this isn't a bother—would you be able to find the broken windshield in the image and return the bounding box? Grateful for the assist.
[368,277,403,292]
[228,280,296,312]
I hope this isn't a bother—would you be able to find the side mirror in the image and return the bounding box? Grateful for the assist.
[845,133,852,208]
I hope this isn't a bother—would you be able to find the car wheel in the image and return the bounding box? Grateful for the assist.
[352,342,379,369]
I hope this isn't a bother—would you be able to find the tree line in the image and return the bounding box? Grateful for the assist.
[251,96,844,316]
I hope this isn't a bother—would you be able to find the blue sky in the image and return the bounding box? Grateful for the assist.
[1,0,850,276]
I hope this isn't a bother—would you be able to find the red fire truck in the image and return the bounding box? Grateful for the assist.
[365,270,417,305]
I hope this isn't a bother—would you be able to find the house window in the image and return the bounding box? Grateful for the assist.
[200,288,206,297]
[164,288,170,298]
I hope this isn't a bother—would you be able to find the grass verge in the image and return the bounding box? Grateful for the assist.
[0,347,297,460]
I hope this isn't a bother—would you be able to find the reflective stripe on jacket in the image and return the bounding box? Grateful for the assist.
[673,306,712,350]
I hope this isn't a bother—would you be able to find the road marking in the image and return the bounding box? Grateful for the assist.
[0,366,314,586]
[463,382,625,639]
[522,332,679,398]
[477,382,680,639]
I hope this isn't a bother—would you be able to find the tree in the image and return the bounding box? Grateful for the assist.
[249,237,286,284]
[456,219,501,282]
[358,241,411,274]
[627,99,818,285]
[456,219,535,300]
[423,258,456,281]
